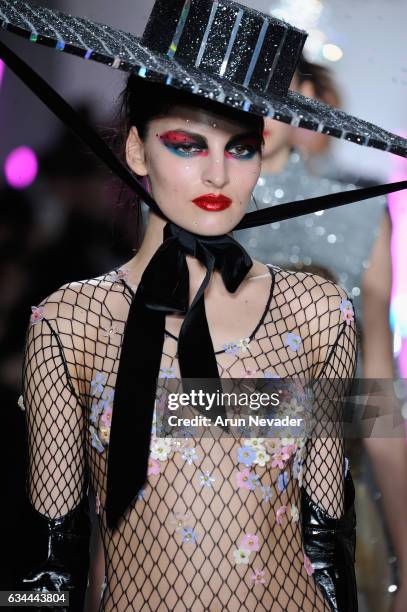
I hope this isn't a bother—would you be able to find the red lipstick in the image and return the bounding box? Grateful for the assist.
[192,194,232,211]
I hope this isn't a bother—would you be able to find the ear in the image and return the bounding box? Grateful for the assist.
[126,126,148,176]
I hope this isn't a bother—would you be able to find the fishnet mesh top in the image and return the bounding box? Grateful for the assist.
[22,262,357,612]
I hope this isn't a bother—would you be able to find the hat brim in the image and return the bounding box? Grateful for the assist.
[1,0,406,158]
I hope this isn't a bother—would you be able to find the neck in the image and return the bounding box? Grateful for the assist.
[260,145,291,176]
[126,212,218,293]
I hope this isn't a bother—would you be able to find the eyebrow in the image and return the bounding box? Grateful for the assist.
[161,129,261,147]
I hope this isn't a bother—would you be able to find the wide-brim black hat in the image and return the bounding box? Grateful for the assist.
[1,0,407,157]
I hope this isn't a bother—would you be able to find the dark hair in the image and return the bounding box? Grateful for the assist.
[296,55,341,105]
[121,74,265,143]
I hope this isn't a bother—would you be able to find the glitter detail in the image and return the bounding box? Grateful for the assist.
[29,32,37,42]
[55,39,65,51]
[219,8,244,77]
[195,0,219,68]
[84,49,92,59]
[112,56,121,69]
[243,17,268,88]
[167,0,192,59]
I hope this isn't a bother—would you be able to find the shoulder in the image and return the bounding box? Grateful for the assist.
[33,270,126,321]
[27,269,131,343]
[268,264,353,328]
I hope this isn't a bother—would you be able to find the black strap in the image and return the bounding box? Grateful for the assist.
[0,39,163,219]
[1,38,406,227]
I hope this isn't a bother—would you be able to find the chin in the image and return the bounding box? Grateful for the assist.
[160,210,241,236]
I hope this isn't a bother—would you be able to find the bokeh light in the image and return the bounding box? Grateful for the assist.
[322,43,344,62]
[4,145,38,189]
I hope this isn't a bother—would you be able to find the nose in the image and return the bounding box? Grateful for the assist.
[201,151,229,189]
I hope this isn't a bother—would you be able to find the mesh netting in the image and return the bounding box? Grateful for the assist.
[22,264,357,611]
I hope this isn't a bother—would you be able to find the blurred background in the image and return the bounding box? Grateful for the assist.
[1,1,407,610]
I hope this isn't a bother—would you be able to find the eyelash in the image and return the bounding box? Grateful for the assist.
[166,142,259,159]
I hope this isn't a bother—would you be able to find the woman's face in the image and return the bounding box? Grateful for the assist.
[126,104,263,235]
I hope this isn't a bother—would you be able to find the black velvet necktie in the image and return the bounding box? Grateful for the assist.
[105,222,253,529]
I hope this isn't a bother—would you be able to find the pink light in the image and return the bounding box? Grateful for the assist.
[388,130,407,377]
[0,60,4,87]
[4,146,38,189]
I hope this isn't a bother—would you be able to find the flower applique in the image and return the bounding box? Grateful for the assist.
[276,505,288,525]
[90,372,107,397]
[236,337,251,352]
[243,438,265,452]
[102,324,120,339]
[90,401,103,425]
[181,526,197,544]
[30,305,45,326]
[250,568,266,585]
[168,511,193,532]
[303,553,314,576]
[290,504,299,522]
[181,447,198,465]
[233,533,261,566]
[252,449,270,467]
[109,268,129,284]
[223,337,251,355]
[90,425,104,454]
[260,484,272,502]
[137,488,145,501]
[277,470,289,492]
[199,471,216,488]
[236,468,259,491]
[340,298,355,326]
[285,332,302,352]
[234,548,251,564]
[159,367,176,379]
[168,511,197,545]
[148,457,160,476]
[17,395,25,411]
[150,438,172,461]
[237,445,257,467]
[241,534,260,552]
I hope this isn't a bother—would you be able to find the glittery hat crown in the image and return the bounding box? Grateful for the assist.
[142,0,307,96]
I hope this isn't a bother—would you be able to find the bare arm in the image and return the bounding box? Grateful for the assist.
[362,210,407,607]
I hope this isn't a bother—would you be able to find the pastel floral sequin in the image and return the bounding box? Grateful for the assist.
[30,305,45,326]
[237,445,257,467]
[285,332,302,352]
[159,367,176,379]
[234,548,251,565]
[223,337,251,355]
[233,533,263,568]
[90,372,107,397]
[17,395,25,411]
[109,268,129,283]
[276,505,288,525]
[236,468,259,491]
[181,526,197,544]
[250,568,266,585]
[90,425,104,454]
[199,471,216,488]
[340,298,355,326]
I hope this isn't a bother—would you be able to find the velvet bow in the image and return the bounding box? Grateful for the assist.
[105,222,253,530]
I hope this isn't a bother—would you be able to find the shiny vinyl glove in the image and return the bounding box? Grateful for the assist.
[20,494,91,611]
[301,470,358,612]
